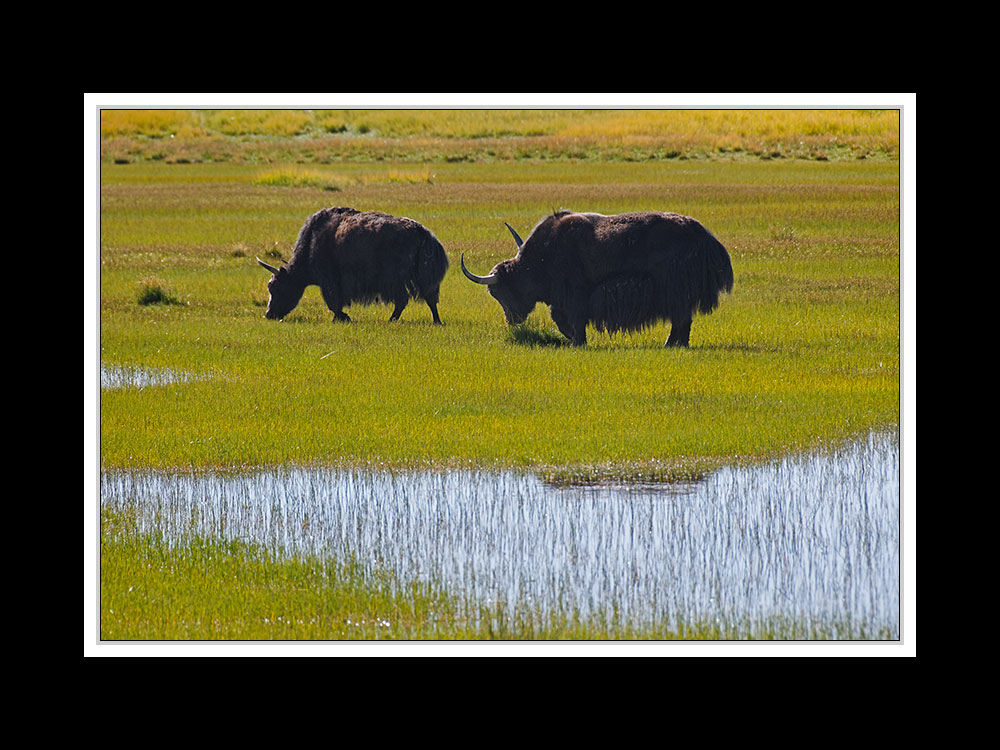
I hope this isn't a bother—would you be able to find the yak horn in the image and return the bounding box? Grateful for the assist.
[257,257,280,274]
[460,253,499,285]
[505,222,523,248]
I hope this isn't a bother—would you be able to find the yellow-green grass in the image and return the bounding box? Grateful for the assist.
[99,109,899,164]
[101,108,899,140]
[99,158,899,482]
[100,509,866,641]
[100,508,460,641]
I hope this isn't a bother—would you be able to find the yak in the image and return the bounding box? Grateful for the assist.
[461,210,734,347]
[257,207,448,324]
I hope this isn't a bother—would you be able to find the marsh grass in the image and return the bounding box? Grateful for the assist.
[100,508,574,640]
[101,520,698,640]
[100,509,458,640]
[136,277,184,306]
[100,431,899,640]
[102,507,892,641]
[99,158,899,479]
[100,523,819,640]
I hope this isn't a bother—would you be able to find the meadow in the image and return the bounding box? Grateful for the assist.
[95,109,902,642]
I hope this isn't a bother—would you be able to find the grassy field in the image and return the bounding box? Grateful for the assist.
[93,108,902,643]
[99,160,899,481]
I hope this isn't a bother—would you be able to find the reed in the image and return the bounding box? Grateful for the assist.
[100,432,898,641]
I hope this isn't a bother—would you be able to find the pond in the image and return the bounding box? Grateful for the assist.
[100,431,900,639]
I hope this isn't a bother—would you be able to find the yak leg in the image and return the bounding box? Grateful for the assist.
[567,302,589,347]
[550,306,574,341]
[425,300,443,325]
[389,293,409,322]
[551,305,587,346]
[320,283,351,323]
[665,317,692,347]
[423,288,443,325]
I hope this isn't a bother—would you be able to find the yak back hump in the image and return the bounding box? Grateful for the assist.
[304,209,412,272]
[555,211,698,283]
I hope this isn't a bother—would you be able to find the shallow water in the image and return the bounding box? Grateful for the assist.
[100,432,900,639]
[100,365,193,389]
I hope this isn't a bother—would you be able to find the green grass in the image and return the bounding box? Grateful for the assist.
[99,158,899,482]
[100,508,460,640]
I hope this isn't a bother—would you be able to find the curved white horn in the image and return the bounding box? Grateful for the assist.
[460,253,499,285]
[505,222,524,248]
[257,257,280,274]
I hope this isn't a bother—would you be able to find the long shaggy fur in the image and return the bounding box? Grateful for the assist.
[262,207,448,323]
[476,209,733,346]
[589,275,655,334]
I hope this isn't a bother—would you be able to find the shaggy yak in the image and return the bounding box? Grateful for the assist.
[461,210,734,347]
[257,207,448,324]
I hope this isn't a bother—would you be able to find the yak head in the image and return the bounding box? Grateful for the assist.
[257,258,305,320]
[461,223,546,325]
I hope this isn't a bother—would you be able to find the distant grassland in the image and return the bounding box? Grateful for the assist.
[99,108,899,164]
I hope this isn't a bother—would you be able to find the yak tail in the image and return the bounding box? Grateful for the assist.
[412,233,450,299]
[694,230,734,315]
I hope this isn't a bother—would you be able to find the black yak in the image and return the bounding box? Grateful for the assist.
[461,210,733,347]
[257,207,448,324]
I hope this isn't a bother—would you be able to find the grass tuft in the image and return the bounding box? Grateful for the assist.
[136,277,184,306]
[252,168,343,191]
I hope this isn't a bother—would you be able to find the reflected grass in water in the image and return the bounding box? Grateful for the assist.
[101,365,195,389]
[101,433,899,640]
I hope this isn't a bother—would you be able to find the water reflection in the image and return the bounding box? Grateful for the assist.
[101,432,899,639]
[100,365,193,389]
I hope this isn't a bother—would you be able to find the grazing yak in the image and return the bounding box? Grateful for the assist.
[257,207,448,324]
[461,210,734,347]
